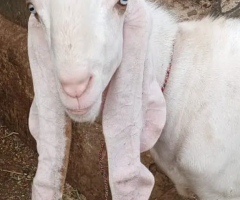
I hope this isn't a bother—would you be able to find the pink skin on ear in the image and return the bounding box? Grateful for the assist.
[102,0,166,199]
[28,15,71,200]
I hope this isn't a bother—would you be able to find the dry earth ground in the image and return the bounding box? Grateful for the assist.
[0,126,86,200]
[1,0,240,200]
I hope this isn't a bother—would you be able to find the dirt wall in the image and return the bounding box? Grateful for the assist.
[0,14,33,146]
[0,0,28,28]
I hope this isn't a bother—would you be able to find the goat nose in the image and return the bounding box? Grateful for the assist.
[59,70,91,98]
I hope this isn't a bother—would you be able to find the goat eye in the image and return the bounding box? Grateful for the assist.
[28,3,37,14]
[119,0,128,6]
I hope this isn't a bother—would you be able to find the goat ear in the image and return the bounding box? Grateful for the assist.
[102,0,166,198]
[103,0,166,154]
[27,14,53,93]
[28,15,70,199]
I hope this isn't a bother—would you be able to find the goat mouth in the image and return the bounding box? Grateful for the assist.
[65,96,98,116]
[66,107,91,115]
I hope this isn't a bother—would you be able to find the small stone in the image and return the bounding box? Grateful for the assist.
[149,163,158,175]
[187,10,198,17]
[203,3,211,8]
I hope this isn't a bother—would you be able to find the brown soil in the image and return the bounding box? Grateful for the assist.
[0,125,189,200]
[0,126,86,200]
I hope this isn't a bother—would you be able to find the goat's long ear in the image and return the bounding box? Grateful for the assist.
[28,15,70,199]
[102,0,166,199]
[27,14,53,93]
[103,0,166,155]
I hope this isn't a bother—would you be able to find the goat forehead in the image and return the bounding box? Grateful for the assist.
[49,0,105,19]
[49,0,107,34]
[48,0,117,9]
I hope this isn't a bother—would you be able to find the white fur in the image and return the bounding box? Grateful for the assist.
[28,13,70,199]
[151,16,240,200]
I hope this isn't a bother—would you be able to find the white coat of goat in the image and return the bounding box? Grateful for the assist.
[151,16,240,200]
[26,0,240,199]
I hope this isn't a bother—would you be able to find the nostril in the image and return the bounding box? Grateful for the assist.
[61,77,91,98]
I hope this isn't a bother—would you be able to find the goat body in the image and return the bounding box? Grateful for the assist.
[150,5,240,200]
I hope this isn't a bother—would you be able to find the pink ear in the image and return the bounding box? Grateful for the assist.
[140,68,166,152]
[28,15,53,93]
[102,0,166,199]
[28,15,70,200]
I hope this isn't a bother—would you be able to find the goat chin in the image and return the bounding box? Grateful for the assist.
[65,98,102,123]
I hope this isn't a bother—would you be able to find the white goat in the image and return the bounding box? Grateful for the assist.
[26,0,240,199]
